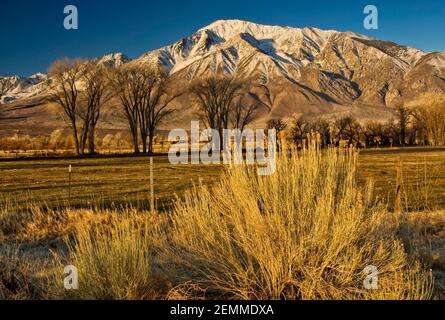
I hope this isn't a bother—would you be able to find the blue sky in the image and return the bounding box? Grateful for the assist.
[0,0,444,76]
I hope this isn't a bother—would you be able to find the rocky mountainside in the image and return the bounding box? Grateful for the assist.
[1,19,444,134]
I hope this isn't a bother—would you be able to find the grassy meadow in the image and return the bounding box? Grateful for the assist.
[0,155,223,210]
[1,146,444,211]
[1,145,445,300]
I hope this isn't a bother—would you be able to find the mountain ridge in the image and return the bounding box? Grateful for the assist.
[1,19,444,134]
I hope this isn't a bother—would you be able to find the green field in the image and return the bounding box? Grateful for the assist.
[357,147,445,210]
[1,147,444,212]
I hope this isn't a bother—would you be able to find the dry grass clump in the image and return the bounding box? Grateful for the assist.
[406,211,445,266]
[161,143,433,300]
[0,203,166,300]
[166,281,208,300]
[405,211,445,298]
[56,211,168,300]
[0,199,35,238]
[0,245,44,299]
[0,200,134,241]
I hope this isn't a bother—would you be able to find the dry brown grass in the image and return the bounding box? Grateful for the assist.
[160,143,433,299]
[405,211,445,298]
[0,245,39,299]
[0,201,120,241]
[0,143,440,300]
[0,205,168,300]
[0,241,61,300]
[52,212,169,300]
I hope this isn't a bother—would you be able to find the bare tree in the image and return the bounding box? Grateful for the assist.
[138,70,180,155]
[109,66,144,154]
[267,119,287,134]
[267,119,287,150]
[79,62,110,154]
[190,76,243,146]
[362,121,382,147]
[109,65,178,155]
[412,101,445,146]
[334,116,362,147]
[230,97,260,131]
[395,106,412,146]
[290,117,310,146]
[48,58,84,155]
[309,118,331,147]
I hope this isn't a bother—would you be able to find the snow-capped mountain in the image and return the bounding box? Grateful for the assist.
[1,20,444,132]
[0,73,48,103]
[96,53,131,68]
[131,19,444,112]
[136,20,346,75]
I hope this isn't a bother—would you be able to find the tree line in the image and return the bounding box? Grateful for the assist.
[47,58,181,156]
[46,59,261,156]
[270,102,445,148]
[3,57,444,155]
